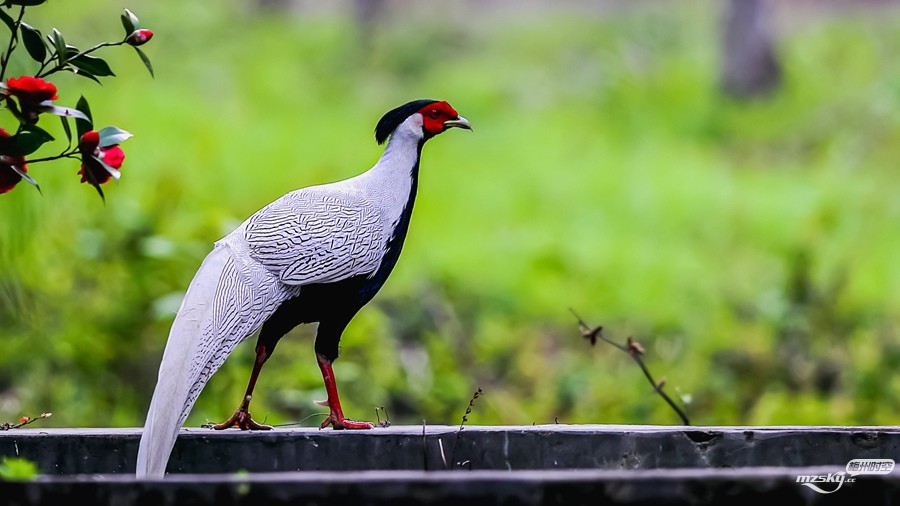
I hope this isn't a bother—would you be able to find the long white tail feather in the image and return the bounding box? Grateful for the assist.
[135,243,295,478]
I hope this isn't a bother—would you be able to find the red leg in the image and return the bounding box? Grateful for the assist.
[317,353,374,430]
[211,344,273,430]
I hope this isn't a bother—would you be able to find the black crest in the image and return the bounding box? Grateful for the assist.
[374,99,439,145]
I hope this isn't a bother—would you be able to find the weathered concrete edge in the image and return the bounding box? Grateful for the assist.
[3,424,899,475]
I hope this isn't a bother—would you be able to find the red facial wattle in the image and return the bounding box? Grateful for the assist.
[417,101,462,137]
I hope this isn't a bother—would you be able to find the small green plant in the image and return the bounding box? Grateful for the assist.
[447,387,483,469]
[0,457,38,481]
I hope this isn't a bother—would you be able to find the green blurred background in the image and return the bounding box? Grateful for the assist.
[1,0,899,430]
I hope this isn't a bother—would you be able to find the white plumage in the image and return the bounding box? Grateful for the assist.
[246,190,386,285]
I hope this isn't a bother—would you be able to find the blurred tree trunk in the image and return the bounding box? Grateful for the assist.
[353,0,389,43]
[255,0,293,10]
[720,0,782,99]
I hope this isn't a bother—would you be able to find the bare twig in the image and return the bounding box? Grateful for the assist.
[570,308,690,425]
[1,412,52,430]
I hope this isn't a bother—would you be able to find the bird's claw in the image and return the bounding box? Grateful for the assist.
[211,408,273,431]
[320,413,375,430]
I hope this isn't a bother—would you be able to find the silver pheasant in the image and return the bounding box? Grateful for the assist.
[135,99,471,478]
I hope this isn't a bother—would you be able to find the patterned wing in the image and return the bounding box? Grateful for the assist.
[243,190,385,285]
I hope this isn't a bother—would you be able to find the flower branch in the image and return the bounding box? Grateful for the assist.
[0,1,153,199]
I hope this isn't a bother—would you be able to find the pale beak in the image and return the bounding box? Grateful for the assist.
[443,116,472,131]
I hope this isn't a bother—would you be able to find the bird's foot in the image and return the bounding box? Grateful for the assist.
[211,408,273,430]
[210,396,273,430]
[320,412,375,430]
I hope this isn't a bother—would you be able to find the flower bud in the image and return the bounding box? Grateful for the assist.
[79,131,100,153]
[126,29,153,46]
[77,129,126,185]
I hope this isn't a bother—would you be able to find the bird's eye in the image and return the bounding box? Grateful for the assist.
[430,109,440,118]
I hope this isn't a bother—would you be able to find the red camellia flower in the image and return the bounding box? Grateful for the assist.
[5,76,58,123]
[0,128,28,194]
[126,29,153,46]
[6,76,58,102]
[78,130,125,185]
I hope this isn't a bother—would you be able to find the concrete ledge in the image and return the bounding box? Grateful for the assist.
[2,425,898,474]
[2,425,899,505]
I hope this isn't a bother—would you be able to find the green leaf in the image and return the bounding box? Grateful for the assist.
[92,154,121,182]
[121,9,140,36]
[133,46,154,78]
[6,0,49,6]
[60,114,72,144]
[68,53,114,77]
[11,124,54,156]
[98,126,132,147]
[79,158,107,203]
[9,163,41,193]
[0,9,16,35]
[64,66,101,85]
[19,22,46,63]
[47,28,67,65]
[91,178,106,202]
[75,95,93,137]
[39,104,89,122]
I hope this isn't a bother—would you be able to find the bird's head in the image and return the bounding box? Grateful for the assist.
[375,99,471,145]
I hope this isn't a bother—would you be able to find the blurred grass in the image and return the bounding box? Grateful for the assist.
[1,0,899,429]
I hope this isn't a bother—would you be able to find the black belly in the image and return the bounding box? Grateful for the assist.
[258,141,422,361]
[256,190,416,360]
[255,265,394,361]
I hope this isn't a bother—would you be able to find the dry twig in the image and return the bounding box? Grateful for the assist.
[1,412,52,430]
[570,308,690,425]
